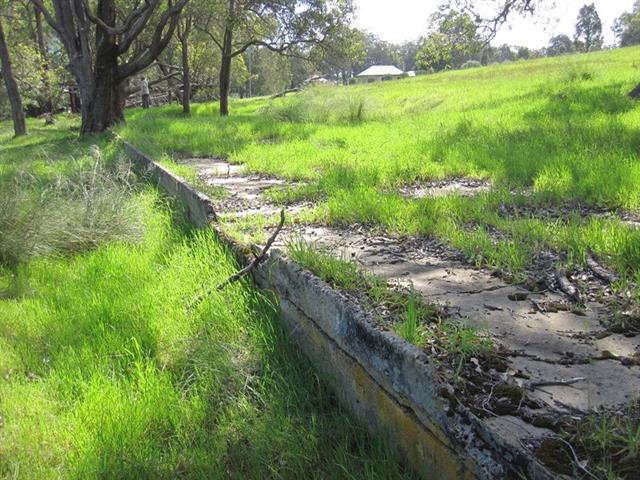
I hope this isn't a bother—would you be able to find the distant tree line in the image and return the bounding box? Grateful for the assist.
[414,2,624,73]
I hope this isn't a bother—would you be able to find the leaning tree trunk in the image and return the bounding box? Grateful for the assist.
[219,25,233,117]
[0,17,26,137]
[629,82,640,99]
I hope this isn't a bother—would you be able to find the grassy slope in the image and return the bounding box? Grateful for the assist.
[0,120,410,479]
[120,47,640,290]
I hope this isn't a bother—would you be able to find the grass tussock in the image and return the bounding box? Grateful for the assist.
[263,86,373,124]
[0,153,144,268]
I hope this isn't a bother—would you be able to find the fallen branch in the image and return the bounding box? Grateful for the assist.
[270,88,301,99]
[525,377,586,391]
[586,252,618,284]
[554,271,582,303]
[216,209,286,291]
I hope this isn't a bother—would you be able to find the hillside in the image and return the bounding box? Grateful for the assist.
[121,46,640,286]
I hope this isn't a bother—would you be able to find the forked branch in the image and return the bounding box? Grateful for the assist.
[217,208,286,291]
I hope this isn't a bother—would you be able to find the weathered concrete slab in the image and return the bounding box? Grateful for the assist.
[125,146,590,479]
[289,225,640,414]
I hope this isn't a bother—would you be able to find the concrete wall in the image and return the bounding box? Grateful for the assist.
[123,140,556,480]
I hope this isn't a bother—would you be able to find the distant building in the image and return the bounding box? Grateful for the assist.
[356,65,404,84]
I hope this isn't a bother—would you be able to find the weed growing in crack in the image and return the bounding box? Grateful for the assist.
[396,296,425,345]
[554,400,640,479]
[426,320,495,375]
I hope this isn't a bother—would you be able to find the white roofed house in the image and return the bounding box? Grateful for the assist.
[356,65,404,84]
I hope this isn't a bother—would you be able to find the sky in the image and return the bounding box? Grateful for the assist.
[354,0,636,49]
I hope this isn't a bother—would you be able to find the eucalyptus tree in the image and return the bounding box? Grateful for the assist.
[614,1,640,47]
[30,0,189,135]
[574,3,603,52]
[197,0,354,116]
[311,25,365,84]
[415,9,481,72]
[547,34,575,56]
[176,13,193,114]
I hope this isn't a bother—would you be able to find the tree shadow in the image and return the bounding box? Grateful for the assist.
[426,82,640,207]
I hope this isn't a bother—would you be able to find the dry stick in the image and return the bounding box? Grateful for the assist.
[216,209,286,291]
[554,270,582,303]
[525,377,586,391]
[270,88,301,99]
[586,252,618,284]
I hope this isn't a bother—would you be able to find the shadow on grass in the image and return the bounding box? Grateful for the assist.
[427,82,640,207]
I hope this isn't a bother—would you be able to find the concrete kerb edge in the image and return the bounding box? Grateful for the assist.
[121,140,556,480]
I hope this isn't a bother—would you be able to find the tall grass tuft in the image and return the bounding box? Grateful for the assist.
[396,296,424,345]
[263,86,374,124]
[0,153,145,267]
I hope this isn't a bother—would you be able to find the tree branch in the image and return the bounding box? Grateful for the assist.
[118,0,189,80]
[217,209,285,290]
[29,0,63,36]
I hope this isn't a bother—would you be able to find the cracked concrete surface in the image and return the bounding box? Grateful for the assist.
[184,157,640,415]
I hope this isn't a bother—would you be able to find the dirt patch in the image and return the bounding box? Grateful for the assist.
[286,224,640,412]
[399,178,491,198]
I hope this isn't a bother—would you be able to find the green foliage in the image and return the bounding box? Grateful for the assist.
[547,35,575,56]
[415,9,481,71]
[396,296,425,345]
[311,25,366,82]
[566,401,640,479]
[574,3,604,52]
[614,0,640,47]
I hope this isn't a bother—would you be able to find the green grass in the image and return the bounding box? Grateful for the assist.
[0,120,411,479]
[118,47,640,295]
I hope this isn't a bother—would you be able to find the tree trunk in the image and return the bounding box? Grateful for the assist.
[79,0,124,135]
[0,16,26,137]
[180,23,191,115]
[219,25,233,117]
[34,7,53,114]
[629,82,640,99]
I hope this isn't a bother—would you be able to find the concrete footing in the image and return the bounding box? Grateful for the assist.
[123,141,557,480]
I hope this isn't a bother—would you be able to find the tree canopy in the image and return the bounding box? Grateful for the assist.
[614,0,640,47]
[574,3,603,52]
[416,9,481,72]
